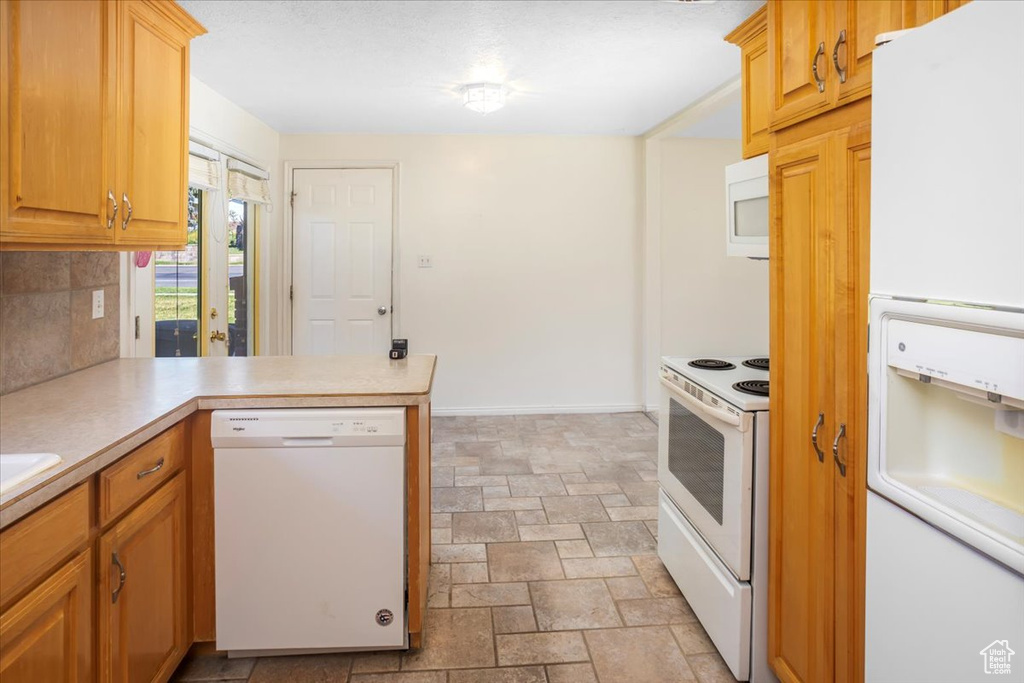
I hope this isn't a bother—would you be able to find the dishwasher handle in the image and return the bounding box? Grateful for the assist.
[281,437,335,447]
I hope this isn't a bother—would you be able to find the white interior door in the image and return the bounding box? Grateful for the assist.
[292,168,394,356]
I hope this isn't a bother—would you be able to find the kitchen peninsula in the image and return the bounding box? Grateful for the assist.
[0,354,435,680]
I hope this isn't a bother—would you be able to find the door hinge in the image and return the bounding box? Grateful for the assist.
[134,315,140,340]
[289,285,293,301]
[290,190,297,207]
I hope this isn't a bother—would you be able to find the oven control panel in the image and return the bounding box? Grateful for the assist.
[660,367,744,420]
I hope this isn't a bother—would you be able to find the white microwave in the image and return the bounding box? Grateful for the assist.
[725,154,768,259]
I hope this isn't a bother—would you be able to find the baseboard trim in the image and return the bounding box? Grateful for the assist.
[431,404,645,417]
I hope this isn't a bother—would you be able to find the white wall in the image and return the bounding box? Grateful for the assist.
[279,135,643,414]
[658,137,769,373]
[189,77,284,354]
[640,79,771,410]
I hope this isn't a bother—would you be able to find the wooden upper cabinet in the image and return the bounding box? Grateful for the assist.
[726,5,769,159]
[766,0,969,131]
[0,0,204,250]
[767,0,830,130]
[832,1,902,107]
[0,0,117,246]
[98,474,188,683]
[903,0,969,28]
[0,549,93,683]
[115,0,194,247]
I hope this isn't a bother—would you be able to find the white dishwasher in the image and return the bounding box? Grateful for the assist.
[211,408,407,656]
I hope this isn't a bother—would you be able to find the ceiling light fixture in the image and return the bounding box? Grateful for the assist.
[461,83,507,115]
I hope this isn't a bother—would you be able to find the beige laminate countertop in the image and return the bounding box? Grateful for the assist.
[0,354,436,528]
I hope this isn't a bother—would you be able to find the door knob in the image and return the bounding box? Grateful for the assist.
[210,330,227,342]
[378,306,388,316]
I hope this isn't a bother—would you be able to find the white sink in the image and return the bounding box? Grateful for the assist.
[0,453,62,495]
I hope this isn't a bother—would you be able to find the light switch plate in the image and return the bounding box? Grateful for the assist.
[418,255,432,268]
[91,290,104,319]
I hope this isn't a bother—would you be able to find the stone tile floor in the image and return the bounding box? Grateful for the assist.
[172,413,737,683]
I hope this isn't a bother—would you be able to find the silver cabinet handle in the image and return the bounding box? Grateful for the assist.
[812,42,826,93]
[121,193,133,231]
[832,423,847,477]
[832,30,847,83]
[106,190,118,230]
[811,412,825,463]
[111,551,126,604]
[378,305,388,316]
[136,457,164,480]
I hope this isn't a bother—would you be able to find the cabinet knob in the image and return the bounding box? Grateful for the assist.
[832,30,847,84]
[832,423,848,477]
[106,190,118,230]
[812,42,826,93]
[122,193,133,231]
[811,412,826,463]
[111,552,126,604]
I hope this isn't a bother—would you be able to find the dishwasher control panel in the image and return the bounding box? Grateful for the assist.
[211,408,407,448]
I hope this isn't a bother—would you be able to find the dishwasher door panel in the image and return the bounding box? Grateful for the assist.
[215,445,406,652]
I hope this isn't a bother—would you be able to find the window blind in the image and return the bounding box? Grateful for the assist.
[226,157,272,207]
[188,154,221,191]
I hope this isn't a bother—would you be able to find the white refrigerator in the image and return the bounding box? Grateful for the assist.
[867,2,1024,682]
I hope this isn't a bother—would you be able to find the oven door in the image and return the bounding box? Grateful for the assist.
[659,375,754,580]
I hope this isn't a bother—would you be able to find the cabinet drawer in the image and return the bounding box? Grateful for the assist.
[0,483,91,610]
[99,423,185,526]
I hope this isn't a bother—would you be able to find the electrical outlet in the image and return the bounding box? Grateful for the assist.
[418,255,433,268]
[92,289,104,319]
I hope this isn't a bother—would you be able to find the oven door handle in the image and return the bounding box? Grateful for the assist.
[660,377,745,429]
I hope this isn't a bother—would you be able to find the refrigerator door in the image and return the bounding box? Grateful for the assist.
[866,493,1024,683]
[871,1,1024,309]
[867,298,1024,574]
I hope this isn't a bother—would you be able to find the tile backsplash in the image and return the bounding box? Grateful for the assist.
[0,252,120,395]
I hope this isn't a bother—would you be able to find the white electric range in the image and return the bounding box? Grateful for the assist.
[657,356,775,683]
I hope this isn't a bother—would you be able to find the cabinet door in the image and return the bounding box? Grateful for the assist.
[0,0,116,247]
[742,29,770,158]
[902,0,966,27]
[831,121,871,683]
[0,549,92,683]
[767,0,830,130]
[768,134,835,683]
[115,0,190,248]
[832,1,902,107]
[99,474,188,683]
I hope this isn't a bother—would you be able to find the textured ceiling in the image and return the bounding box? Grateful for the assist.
[179,0,761,135]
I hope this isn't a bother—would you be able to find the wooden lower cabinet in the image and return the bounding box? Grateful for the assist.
[98,473,189,683]
[0,549,93,682]
[768,101,870,683]
[768,132,835,683]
